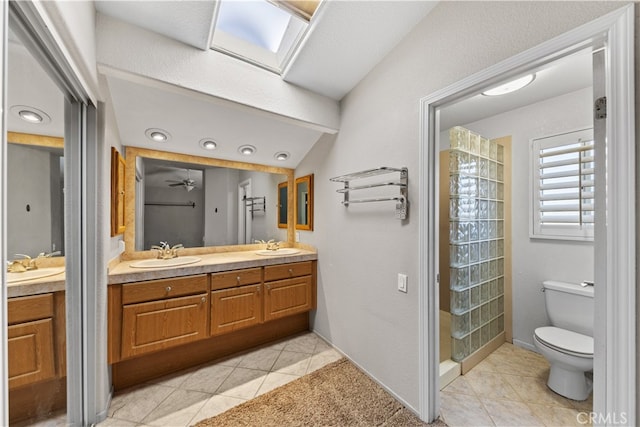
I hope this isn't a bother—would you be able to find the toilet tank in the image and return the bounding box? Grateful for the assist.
[543,280,594,337]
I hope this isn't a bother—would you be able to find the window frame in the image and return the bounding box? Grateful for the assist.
[530,127,595,241]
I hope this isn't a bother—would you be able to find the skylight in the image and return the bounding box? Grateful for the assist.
[211,0,311,74]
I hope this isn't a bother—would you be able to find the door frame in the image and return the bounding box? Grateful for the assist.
[418,5,635,423]
[238,178,252,244]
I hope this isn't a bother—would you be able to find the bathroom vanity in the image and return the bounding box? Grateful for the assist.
[107,249,317,390]
[6,277,67,423]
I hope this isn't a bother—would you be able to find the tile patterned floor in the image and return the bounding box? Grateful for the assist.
[99,332,342,426]
[440,343,593,427]
[19,332,342,427]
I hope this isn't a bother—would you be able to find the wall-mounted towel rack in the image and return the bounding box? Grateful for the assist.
[145,201,196,208]
[244,196,266,218]
[330,167,408,219]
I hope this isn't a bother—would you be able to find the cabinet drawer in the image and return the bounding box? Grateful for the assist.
[121,293,209,359]
[8,294,54,325]
[122,275,208,304]
[264,276,312,321]
[211,268,262,290]
[8,318,55,389]
[211,284,262,336]
[264,262,312,282]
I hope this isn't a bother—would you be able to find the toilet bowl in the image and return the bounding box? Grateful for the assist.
[533,280,594,401]
[534,326,593,400]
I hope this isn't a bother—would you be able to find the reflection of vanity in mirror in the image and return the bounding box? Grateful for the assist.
[7,132,65,259]
[124,147,295,257]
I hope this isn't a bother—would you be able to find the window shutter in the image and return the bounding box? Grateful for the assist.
[531,128,594,240]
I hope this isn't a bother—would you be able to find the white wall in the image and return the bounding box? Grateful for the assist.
[297,1,623,412]
[144,186,205,249]
[7,144,53,256]
[204,168,238,246]
[461,87,594,350]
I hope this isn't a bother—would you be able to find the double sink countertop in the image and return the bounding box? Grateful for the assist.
[6,248,318,298]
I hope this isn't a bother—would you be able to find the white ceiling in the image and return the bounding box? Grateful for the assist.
[440,49,592,131]
[105,74,324,167]
[8,1,593,169]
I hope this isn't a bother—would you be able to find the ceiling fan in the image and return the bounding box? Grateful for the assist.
[166,169,196,192]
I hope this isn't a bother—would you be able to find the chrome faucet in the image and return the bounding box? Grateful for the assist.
[7,254,37,272]
[255,239,282,251]
[150,241,183,259]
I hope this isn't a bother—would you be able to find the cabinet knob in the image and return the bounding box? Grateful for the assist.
[237,276,241,283]
[288,268,293,274]
[201,296,206,303]
[266,284,271,291]
[166,286,172,292]
[256,285,261,294]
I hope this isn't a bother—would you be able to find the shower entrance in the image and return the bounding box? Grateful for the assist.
[439,127,512,379]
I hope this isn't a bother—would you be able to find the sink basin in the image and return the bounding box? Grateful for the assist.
[255,248,301,256]
[130,256,202,269]
[7,267,65,284]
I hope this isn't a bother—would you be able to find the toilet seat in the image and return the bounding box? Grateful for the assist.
[534,326,593,358]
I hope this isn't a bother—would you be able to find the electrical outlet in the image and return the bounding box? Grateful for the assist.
[295,232,300,242]
[398,273,408,293]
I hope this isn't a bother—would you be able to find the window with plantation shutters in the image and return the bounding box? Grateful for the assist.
[530,128,594,241]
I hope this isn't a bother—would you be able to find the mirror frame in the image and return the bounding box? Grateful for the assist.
[110,147,126,236]
[277,181,288,229]
[295,174,314,231]
[7,131,65,264]
[123,146,295,259]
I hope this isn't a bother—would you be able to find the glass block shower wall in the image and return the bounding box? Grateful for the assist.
[449,126,505,362]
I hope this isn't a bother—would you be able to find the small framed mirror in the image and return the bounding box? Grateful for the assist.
[295,174,313,231]
[277,181,288,228]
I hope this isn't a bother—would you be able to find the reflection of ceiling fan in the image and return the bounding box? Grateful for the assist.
[166,169,196,192]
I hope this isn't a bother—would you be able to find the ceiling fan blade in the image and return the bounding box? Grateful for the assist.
[168,183,184,187]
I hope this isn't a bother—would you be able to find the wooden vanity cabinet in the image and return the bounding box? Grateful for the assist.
[264,261,314,321]
[210,268,263,336]
[120,275,209,359]
[7,294,56,389]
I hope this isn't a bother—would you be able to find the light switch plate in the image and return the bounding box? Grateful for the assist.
[398,273,408,293]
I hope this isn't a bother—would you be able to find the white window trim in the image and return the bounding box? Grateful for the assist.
[530,127,594,241]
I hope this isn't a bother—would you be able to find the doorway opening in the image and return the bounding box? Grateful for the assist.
[418,5,635,423]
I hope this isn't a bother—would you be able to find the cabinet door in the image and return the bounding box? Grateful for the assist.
[8,318,56,389]
[211,285,262,336]
[121,293,208,359]
[264,276,312,321]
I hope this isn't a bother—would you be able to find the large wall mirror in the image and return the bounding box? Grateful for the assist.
[124,147,295,258]
[7,132,65,258]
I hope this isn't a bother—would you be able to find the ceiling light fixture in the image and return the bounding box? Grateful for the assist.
[10,105,51,124]
[145,128,171,142]
[274,151,290,161]
[238,145,256,156]
[19,110,43,123]
[199,139,218,150]
[482,74,536,96]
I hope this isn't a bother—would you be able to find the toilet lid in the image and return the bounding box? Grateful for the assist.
[535,326,593,355]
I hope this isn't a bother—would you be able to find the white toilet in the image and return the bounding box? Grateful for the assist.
[533,280,594,401]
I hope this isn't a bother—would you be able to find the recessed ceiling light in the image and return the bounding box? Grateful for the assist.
[10,105,51,124]
[19,110,43,123]
[145,128,171,142]
[199,139,218,150]
[274,151,290,161]
[482,74,536,96]
[238,145,256,156]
